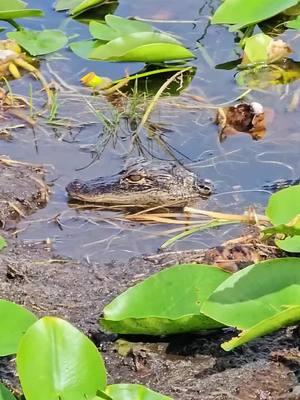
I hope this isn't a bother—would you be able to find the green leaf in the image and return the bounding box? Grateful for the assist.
[104,15,153,36]
[243,33,272,63]
[0,299,37,356]
[17,317,106,400]
[90,32,194,62]
[89,16,153,41]
[7,29,68,56]
[55,0,108,16]
[89,21,119,41]
[201,258,300,330]
[266,185,300,252]
[104,384,172,400]
[0,0,27,10]
[0,236,7,251]
[55,0,82,11]
[262,214,300,243]
[72,0,105,16]
[70,39,103,59]
[286,15,300,29]
[0,0,43,19]
[0,383,17,400]
[222,305,300,351]
[212,0,298,28]
[100,264,230,335]
[0,10,42,20]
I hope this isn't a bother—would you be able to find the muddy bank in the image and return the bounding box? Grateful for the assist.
[0,158,48,229]
[0,237,299,400]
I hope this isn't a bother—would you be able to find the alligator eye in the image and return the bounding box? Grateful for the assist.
[125,174,144,183]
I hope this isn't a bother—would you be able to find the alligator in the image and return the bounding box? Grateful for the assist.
[66,160,300,208]
[66,161,213,207]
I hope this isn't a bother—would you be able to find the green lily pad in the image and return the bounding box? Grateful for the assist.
[55,0,106,16]
[201,258,300,344]
[243,33,272,64]
[286,16,300,29]
[222,305,300,351]
[266,185,300,252]
[0,299,37,356]
[89,16,153,41]
[212,0,298,29]
[55,0,83,11]
[90,32,194,62]
[0,383,16,400]
[0,0,42,20]
[100,264,230,335]
[17,317,106,400]
[70,39,104,59]
[103,384,172,400]
[8,29,68,56]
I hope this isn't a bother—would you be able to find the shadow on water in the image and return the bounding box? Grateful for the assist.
[1,0,300,261]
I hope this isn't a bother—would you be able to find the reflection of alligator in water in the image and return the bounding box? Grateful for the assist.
[66,161,213,207]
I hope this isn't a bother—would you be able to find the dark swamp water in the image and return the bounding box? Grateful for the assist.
[1,0,300,262]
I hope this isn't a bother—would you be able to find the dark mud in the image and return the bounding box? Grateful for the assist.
[0,158,48,229]
[0,236,299,400]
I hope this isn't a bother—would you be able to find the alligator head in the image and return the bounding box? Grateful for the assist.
[66,161,213,208]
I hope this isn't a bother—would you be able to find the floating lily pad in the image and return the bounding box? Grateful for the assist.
[286,15,300,29]
[17,317,106,400]
[222,305,300,350]
[55,0,106,16]
[8,29,68,56]
[90,32,193,62]
[0,299,37,356]
[101,264,230,335]
[70,39,103,59]
[212,0,298,29]
[0,383,16,400]
[0,0,42,20]
[103,384,172,400]
[90,17,153,41]
[201,258,300,349]
[71,15,193,63]
[266,185,300,252]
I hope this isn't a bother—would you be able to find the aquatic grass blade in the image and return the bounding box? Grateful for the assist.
[17,317,106,400]
[0,300,37,356]
[100,264,230,335]
[201,258,300,330]
[104,384,172,400]
[221,305,300,351]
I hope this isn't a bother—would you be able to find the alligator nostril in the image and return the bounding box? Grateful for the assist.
[198,180,213,195]
[66,179,83,193]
